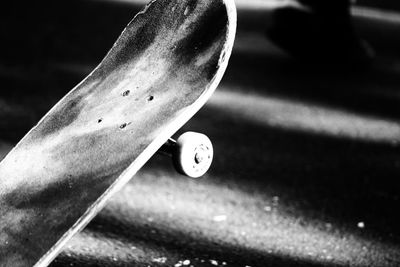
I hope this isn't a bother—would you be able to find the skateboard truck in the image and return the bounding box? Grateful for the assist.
[160,132,213,178]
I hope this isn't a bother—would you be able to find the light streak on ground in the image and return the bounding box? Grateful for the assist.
[91,0,400,21]
[92,0,292,10]
[209,88,400,145]
[60,170,400,266]
[352,6,400,24]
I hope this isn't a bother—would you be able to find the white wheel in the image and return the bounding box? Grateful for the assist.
[173,132,213,178]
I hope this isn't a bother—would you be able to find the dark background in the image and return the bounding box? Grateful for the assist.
[0,0,399,266]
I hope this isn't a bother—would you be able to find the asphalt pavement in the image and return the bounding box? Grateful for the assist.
[0,1,400,266]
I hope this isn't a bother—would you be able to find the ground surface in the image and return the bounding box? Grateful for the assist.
[1,0,400,266]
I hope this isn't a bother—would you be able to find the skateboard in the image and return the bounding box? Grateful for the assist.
[0,0,236,266]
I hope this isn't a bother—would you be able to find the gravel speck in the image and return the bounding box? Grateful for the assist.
[213,215,227,222]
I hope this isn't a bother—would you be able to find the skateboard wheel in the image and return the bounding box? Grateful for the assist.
[173,132,213,178]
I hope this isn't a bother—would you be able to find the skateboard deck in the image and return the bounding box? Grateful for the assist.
[0,0,236,266]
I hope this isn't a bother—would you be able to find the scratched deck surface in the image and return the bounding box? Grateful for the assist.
[0,0,236,265]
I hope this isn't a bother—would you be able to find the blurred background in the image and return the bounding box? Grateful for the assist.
[1,0,400,266]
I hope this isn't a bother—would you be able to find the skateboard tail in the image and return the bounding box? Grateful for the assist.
[33,0,237,266]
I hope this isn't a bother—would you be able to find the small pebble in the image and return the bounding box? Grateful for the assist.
[213,215,227,222]
[153,257,167,263]
[210,259,218,265]
[357,222,365,229]
[263,206,272,212]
